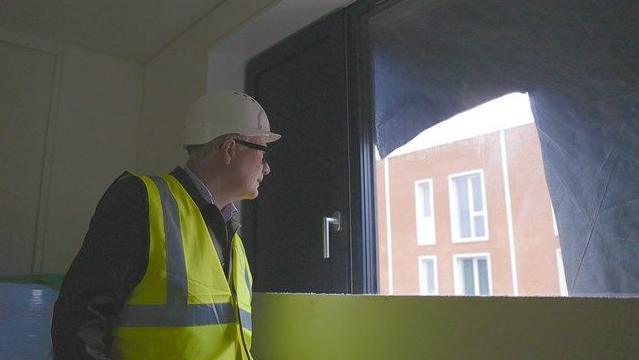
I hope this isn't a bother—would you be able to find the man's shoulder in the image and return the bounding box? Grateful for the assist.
[108,171,145,192]
[96,171,148,208]
[87,172,149,230]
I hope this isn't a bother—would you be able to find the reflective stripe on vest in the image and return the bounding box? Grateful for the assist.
[113,174,253,359]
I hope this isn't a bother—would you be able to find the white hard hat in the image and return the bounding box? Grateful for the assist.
[183,90,281,146]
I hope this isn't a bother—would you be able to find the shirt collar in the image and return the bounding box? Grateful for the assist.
[182,166,239,222]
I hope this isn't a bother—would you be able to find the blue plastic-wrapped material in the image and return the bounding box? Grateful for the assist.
[0,283,58,359]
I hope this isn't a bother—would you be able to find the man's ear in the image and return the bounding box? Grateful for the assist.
[219,138,236,165]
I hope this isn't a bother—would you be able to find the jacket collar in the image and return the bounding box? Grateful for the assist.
[170,167,209,209]
[169,167,241,227]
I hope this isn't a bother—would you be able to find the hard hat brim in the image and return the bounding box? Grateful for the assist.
[245,130,282,143]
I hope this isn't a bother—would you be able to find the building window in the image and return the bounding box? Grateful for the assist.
[449,170,488,242]
[418,256,438,295]
[415,179,436,245]
[454,254,492,296]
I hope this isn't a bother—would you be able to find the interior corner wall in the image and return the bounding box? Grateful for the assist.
[40,47,144,273]
[252,294,639,359]
[0,28,144,275]
[136,0,281,175]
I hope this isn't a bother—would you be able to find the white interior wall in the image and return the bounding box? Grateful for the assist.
[0,35,57,276]
[207,0,355,92]
[136,0,280,175]
[0,28,144,275]
[39,47,144,273]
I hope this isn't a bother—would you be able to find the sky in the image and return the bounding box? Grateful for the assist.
[385,92,535,158]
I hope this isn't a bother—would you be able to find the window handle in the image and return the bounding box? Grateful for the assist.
[322,211,341,258]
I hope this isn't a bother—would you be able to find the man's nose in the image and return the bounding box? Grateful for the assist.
[262,161,271,175]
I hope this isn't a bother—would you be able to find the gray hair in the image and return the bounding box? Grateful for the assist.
[186,133,247,158]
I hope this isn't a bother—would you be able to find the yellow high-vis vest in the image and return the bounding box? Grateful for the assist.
[112,174,253,360]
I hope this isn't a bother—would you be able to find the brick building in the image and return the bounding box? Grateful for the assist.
[375,93,567,296]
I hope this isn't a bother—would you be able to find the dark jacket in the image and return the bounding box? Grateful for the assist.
[51,167,238,359]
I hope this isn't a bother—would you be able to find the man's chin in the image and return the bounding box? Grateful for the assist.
[241,190,259,200]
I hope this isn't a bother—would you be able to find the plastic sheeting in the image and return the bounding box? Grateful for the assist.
[0,283,58,359]
[531,91,639,295]
[368,0,639,295]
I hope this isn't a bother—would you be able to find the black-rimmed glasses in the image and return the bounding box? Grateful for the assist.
[235,139,270,164]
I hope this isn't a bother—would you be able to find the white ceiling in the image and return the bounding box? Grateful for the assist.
[0,0,225,63]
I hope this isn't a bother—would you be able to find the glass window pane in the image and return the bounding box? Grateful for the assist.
[373,90,567,297]
[369,0,637,299]
[473,215,486,237]
[420,182,431,217]
[462,259,475,295]
[426,260,435,294]
[478,259,489,295]
[455,177,471,238]
[471,174,483,211]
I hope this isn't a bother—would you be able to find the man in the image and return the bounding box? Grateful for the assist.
[52,90,280,359]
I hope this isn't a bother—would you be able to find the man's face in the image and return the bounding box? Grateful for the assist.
[228,137,270,200]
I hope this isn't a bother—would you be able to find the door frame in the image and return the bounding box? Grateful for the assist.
[241,0,402,294]
[245,9,353,293]
[345,0,403,293]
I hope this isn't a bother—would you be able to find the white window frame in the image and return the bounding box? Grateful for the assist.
[556,248,568,296]
[551,205,558,236]
[415,179,436,245]
[417,256,438,295]
[448,169,489,243]
[453,253,493,296]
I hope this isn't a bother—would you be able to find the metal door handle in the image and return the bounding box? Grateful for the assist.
[322,211,341,258]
